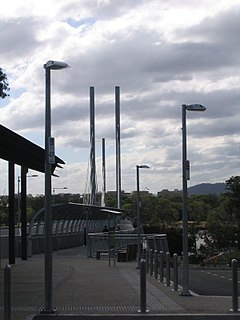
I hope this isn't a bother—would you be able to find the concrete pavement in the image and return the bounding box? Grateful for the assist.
[0,246,239,320]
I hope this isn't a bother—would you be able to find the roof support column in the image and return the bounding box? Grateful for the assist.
[8,160,15,264]
[21,166,28,260]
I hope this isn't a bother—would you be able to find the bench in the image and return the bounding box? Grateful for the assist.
[117,244,137,262]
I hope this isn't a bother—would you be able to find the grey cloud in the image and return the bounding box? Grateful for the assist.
[52,102,89,124]
[179,6,240,44]
[0,18,41,60]
[60,0,146,21]
[146,42,240,77]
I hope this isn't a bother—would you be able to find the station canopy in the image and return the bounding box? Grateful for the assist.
[30,202,125,224]
[0,124,64,173]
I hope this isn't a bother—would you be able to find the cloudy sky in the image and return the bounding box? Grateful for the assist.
[1,0,240,196]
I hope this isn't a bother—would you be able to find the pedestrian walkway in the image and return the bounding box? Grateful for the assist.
[0,246,239,320]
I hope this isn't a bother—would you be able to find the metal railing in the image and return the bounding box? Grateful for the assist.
[87,233,168,258]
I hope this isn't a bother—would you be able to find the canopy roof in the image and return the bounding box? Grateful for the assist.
[0,124,64,173]
[30,202,124,224]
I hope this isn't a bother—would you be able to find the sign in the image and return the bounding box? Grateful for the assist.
[48,137,55,164]
[186,160,190,180]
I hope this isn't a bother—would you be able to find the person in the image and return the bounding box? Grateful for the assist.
[102,225,108,233]
[142,237,148,258]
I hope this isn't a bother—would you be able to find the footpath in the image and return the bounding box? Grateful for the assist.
[0,246,239,320]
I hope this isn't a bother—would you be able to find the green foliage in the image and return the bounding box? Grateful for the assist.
[206,205,238,251]
[1,176,240,257]
[0,196,9,225]
[0,68,10,99]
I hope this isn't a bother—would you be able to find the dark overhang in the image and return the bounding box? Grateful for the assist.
[0,124,64,173]
[30,203,124,223]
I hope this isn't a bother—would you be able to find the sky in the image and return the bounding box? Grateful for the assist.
[1,0,240,196]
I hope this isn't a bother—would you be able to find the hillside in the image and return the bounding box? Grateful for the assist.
[188,183,226,195]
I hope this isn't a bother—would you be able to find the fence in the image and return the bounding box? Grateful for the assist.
[87,233,169,258]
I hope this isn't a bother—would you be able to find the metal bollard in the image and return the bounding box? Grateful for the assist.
[165,252,170,286]
[149,249,153,277]
[154,250,158,279]
[159,251,164,282]
[173,253,178,291]
[139,259,148,313]
[231,259,239,312]
[146,249,149,274]
[4,264,11,320]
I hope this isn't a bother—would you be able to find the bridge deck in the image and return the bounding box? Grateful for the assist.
[0,246,237,320]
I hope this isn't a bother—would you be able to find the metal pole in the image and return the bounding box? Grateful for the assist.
[17,176,21,234]
[4,265,11,320]
[231,259,239,312]
[21,167,28,260]
[149,249,153,276]
[173,253,178,291]
[8,161,15,265]
[146,249,149,273]
[44,67,54,313]
[101,138,106,207]
[154,250,158,279]
[136,165,141,268]
[181,105,190,296]
[115,86,121,209]
[139,259,147,313]
[159,251,164,282]
[166,252,170,287]
[90,87,96,205]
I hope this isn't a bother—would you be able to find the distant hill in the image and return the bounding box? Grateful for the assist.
[188,183,226,195]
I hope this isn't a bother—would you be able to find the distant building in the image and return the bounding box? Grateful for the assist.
[157,189,181,196]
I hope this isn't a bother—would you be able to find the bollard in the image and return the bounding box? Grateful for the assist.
[139,259,148,313]
[149,249,153,277]
[146,249,149,274]
[173,253,178,291]
[165,252,170,286]
[231,259,239,312]
[4,264,11,320]
[154,250,158,279]
[159,251,164,282]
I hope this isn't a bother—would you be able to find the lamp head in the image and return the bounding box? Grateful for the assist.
[44,60,69,70]
[137,164,150,169]
[183,104,206,111]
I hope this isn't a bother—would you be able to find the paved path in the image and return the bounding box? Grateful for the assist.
[0,247,239,320]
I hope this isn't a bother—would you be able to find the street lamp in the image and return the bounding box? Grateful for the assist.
[43,60,69,313]
[181,103,206,296]
[136,164,150,268]
[53,187,68,193]
[52,187,68,203]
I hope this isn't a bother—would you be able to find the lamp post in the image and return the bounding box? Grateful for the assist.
[43,60,69,313]
[136,164,150,268]
[181,103,206,296]
[52,187,68,203]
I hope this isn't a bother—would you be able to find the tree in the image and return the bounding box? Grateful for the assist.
[206,204,237,252]
[0,68,10,99]
[225,176,240,249]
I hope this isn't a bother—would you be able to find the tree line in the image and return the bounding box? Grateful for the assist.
[1,176,240,260]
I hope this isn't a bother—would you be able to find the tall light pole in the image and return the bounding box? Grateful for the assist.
[136,164,150,268]
[181,103,206,296]
[43,60,69,313]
